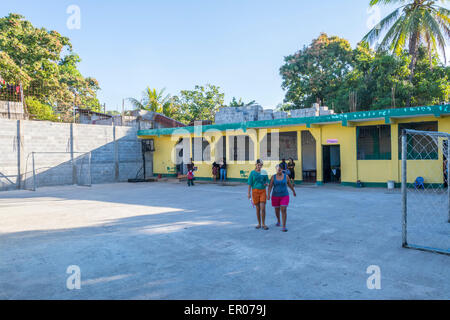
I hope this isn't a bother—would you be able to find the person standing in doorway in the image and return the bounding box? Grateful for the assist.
[268,164,296,232]
[212,162,219,181]
[287,158,296,181]
[220,158,227,182]
[247,159,269,230]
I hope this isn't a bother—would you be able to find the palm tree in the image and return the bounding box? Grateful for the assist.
[128,86,170,113]
[363,0,450,99]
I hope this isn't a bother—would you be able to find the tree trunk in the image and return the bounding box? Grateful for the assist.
[407,32,420,107]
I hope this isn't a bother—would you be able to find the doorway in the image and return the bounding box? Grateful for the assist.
[301,131,316,183]
[175,138,190,175]
[323,145,341,183]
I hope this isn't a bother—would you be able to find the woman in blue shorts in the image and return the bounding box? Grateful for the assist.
[267,164,296,232]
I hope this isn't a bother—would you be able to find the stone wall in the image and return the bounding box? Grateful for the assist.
[215,103,333,124]
[0,119,153,191]
[0,101,27,120]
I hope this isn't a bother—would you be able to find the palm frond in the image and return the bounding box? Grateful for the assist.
[363,8,402,45]
[422,9,448,62]
[369,0,407,6]
[127,97,145,110]
[377,14,406,51]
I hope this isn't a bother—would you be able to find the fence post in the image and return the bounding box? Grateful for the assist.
[70,123,76,185]
[16,120,23,189]
[32,151,36,191]
[89,151,92,187]
[114,124,119,182]
[401,131,407,247]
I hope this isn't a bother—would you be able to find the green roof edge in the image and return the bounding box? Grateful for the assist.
[137,104,450,137]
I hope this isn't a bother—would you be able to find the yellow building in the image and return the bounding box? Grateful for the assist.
[138,105,450,187]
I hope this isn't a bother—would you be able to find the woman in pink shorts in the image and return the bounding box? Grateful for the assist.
[267,164,296,232]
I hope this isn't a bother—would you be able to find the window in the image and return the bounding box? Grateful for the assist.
[357,125,391,160]
[215,136,226,162]
[192,137,210,161]
[279,132,298,160]
[228,135,254,161]
[398,122,438,160]
[261,132,298,160]
[260,132,276,160]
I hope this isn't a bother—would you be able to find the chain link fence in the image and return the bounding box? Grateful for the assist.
[401,129,450,255]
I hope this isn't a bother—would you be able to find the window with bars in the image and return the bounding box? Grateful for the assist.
[260,132,277,161]
[215,136,227,162]
[192,137,211,161]
[228,135,254,161]
[357,125,391,160]
[398,122,439,160]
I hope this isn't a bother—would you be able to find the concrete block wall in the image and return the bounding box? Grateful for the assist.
[0,101,26,119]
[22,121,73,188]
[214,104,332,124]
[215,105,263,124]
[290,104,335,118]
[0,119,20,190]
[0,119,152,191]
[258,109,274,121]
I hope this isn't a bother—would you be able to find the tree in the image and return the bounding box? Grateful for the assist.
[362,0,450,105]
[279,33,354,108]
[228,97,258,107]
[0,13,101,120]
[173,84,225,123]
[128,87,171,113]
[280,33,449,113]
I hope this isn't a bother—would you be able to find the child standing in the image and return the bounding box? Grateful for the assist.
[187,169,194,186]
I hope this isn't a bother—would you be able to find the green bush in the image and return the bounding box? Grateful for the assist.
[25,97,58,121]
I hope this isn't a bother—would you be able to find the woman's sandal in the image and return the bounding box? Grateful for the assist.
[276,222,281,227]
[282,228,288,232]
[255,225,261,229]
[262,226,269,230]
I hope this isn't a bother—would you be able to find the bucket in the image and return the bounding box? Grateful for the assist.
[387,180,395,190]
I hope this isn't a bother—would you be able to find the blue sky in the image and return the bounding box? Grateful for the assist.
[1,1,446,112]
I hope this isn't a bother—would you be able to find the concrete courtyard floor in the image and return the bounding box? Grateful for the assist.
[0,180,448,300]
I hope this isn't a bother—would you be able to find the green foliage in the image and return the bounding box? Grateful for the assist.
[129,84,225,124]
[128,87,171,113]
[280,33,449,112]
[172,84,225,123]
[25,97,58,121]
[228,97,257,107]
[0,13,101,119]
[363,0,450,81]
[280,33,354,108]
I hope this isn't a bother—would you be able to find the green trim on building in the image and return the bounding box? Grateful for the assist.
[341,181,393,188]
[138,104,450,137]
[154,173,178,178]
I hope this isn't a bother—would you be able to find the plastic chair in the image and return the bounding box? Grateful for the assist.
[240,170,249,178]
[414,177,425,189]
[167,166,176,173]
